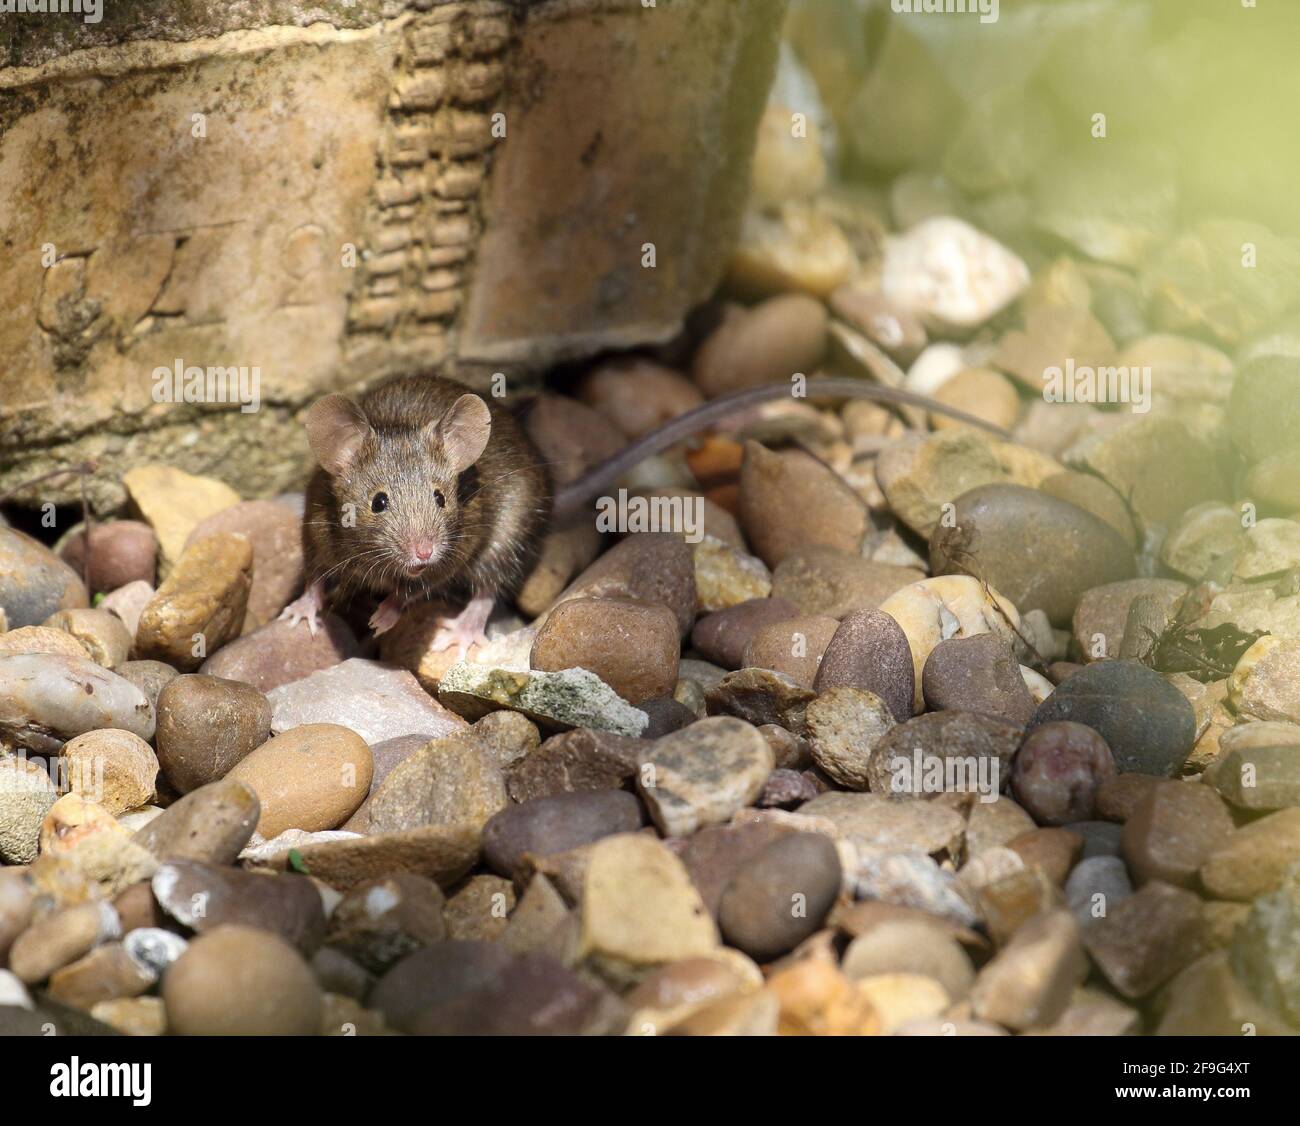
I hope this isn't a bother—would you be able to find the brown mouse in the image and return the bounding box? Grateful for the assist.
[282,372,1007,650]
[281,375,549,652]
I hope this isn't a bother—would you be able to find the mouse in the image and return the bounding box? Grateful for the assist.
[280,375,549,652]
[280,372,1010,652]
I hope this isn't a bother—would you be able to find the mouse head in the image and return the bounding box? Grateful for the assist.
[302,391,491,579]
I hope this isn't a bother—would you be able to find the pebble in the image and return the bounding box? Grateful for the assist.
[554,532,696,639]
[677,822,796,918]
[9,900,120,984]
[830,286,927,363]
[155,673,272,794]
[716,832,841,961]
[89,996,167,1036]
[875,429,1060,538]
[626,957,756,1034]
[1065,415,1227,533]
[738,442,869,568]
[769,548,923,620]
[1200,808,1300,901]
[880,216,1029,330]
[1039,470,1137,549]
[848,850,978,928]
[853,973,950,1035]
[324,873,446,974]
[367,941,514,1032]
[1027,660,1196,777]
[1228,354,1300,462]
[38,794,158,894]
[530,596,680,705]
[1157,950,1291,1037]
[366,734,504,837]
[877,575,1021,714]
[1071,578,1188,663]
[43,608,132,669]
[0,968,32,1009]
[577,834,720,984]
[57,521,158,594]
[134,780,259,866]
[929,484,1135,627]
[1121,782,1234,888]
[1212,744,1300,811]
[163,924,321,1035]
[804,687,896,790]
[1083,879,1206,999]
[922,634,1037,727]
[412,951,621,1036]
[742,614,839,688]
[727,200,855,298]
[61,520,159,600]
[114,660,179,714]
[757,768,819,808]
[866,711,1019,801]
[441,875,516,943]
[812,610,914,724]
[0,756,58,863]
[1007,828,1083,885]
[1096,773,1165,822]
[134,533,253,670]
[976,868,1063,946]
[0,869,36,961]
[692,536,772,614]
[152,859,325,952]
[769,960,878,1036]
[122,464,241,576]
[802,792,964,857]
[705,668,816,732]
[99,580,155,639]
[842,918,974,1001]
[46,941,156,1010]
[964,797,1037,858]
[576,356,704,439]
[1229,863,1300,1025]
[1230,636,1300,724]
[691,295,827,398]
[1010,721,1117,825]
[969,909,1087,1031]
[1234,518,1300,581]
[0,653,155,753]
[183,500,303,630]
[0,624,88,660]
[525,394,626,489]
[637,717,774,837]
[470,710,541,773]
[1066,819,1124,859]
[1160,502,1245,581]
[930,368,1021,432]
[61,729,159,815]
[690,596,800,670]
[481,790,645,885]
[504,727,644,803]
[0,527,89,629]
[199,612,359,693]
[1065,855,1133,928]
[437,663,647,737]
[270,658,468,745]
[226,723,373,838]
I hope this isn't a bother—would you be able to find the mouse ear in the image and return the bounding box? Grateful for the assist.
[434,394,492,474]
[301,394,372,477]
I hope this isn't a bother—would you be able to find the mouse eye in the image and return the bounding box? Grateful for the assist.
[371,492,388,514]
[433,489,446,508]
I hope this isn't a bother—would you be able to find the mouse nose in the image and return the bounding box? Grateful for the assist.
[412,538,435,562]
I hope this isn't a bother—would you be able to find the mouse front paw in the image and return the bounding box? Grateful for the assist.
[428,593,494,659]
[280,582,325,636]
[368,594,406,637]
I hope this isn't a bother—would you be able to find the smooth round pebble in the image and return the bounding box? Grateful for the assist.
[1011,721,1117,826]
